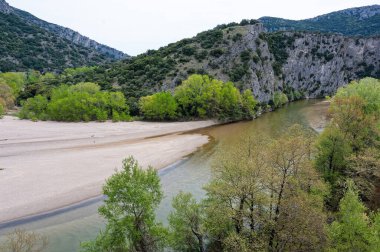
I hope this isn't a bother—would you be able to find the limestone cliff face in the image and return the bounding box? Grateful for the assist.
[163,24,380,102]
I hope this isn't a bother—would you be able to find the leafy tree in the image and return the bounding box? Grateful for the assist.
[19,82,130,122]
[139,92,177,120]
[0,82,15,109]
[19,95,49,121]
[174,74,223,118]
[315,126,351,183]
[241,89,257,119]
[0,72,26,97]
[272,91,288,108]
[328,180,370,251]
[168,192,206,252]
[0,104,4,119]
[81,157,167,252]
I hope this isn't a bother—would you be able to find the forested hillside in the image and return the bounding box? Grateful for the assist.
[0,0,126,72]
[260,5,380,37]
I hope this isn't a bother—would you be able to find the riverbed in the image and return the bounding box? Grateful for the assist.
[0,100,328,251]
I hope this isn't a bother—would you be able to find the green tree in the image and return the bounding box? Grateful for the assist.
[315,126,351,183]
[174,74,223,118]
[168,192,206,252]
[0,82,15,109]
[272,91,288,108]
[81,157,167,252]
[0,104,4,118]
[241,89,257,119]
[329,180,370,251]
[139,92,177,120]
[19,95,49,121]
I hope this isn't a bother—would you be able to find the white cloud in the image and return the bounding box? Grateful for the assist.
[7,0,379,55]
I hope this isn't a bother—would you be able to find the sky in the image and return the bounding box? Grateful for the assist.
[7,0,380,56]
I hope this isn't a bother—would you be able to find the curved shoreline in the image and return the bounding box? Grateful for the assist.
[0,117,217,224]
[0,158,192,230]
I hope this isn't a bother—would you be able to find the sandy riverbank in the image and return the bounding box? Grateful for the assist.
[0,116,216,223]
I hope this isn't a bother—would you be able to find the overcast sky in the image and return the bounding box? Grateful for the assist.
[7,0,380,56]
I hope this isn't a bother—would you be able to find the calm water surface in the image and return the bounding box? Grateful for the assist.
[0,100,328,252]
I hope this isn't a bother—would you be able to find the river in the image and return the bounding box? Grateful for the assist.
[0,99,329,251]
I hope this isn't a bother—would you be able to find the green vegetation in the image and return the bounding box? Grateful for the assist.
[260,6,380,37]
[0,104,4,118]
[0,13,110,72]
[315,77,380,210]
[19,82,130,122]
[173,74,257,121]
[329,180,380,251]
[139,92,177,121]
[81,157,167,252]
[272,91,289,108]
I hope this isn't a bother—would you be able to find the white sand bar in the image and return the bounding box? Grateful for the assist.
[0,116,216,223]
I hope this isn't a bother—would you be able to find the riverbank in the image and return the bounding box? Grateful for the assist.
[0,116,217,223]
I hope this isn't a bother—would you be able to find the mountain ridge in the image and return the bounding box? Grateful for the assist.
[259,5,380,37]
[0,0,126,59]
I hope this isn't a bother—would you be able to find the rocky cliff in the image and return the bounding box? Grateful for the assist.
[165,24,380,102]
[73,22,379,103]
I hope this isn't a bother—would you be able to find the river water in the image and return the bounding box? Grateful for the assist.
[0,100,329,252]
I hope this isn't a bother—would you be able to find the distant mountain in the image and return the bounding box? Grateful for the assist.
[0,0,127,72]
[259,5,380,37]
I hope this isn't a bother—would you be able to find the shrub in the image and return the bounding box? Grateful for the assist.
[0,104,4,118]
[19,95,49,120]
[19,82,130,122]
[139,92,177,121]
[273,91,289,108]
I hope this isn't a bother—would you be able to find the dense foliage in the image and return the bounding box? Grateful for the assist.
[315,77,380,210]
[260,5,380,37]
[81,157,167,252]
[0,12,110,72]
[19,82,130,122]
[139,92,178,120]
[172,74,257,121]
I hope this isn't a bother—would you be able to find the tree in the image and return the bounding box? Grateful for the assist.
[81,157,167,252]
[174,74,223,118]
[328,180,371,251]
[0,229,48,252]
[315,126,351,183]
[241,89,257,119]
[0,82,15,110]
[272,91,288,108]
[19,95,49,121]
[168,192,206,252]
[139,92,178,120]
[266,125,327,251]
[0,104,4,118]
[204,136,269,251]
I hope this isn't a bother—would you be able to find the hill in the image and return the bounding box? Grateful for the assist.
[259,5,380,37]
[0,0,126,72]
[55,21,380,105]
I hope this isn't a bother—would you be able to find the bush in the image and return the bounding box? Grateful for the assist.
[174,74,257,121]
[273,91,289,108]
[19,95,49,120]
[19,82,130,122]
[139,92,178,121]
[0,104,4,118]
